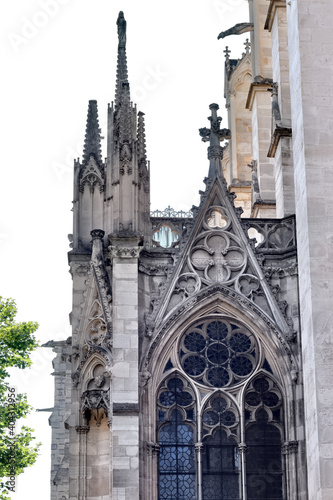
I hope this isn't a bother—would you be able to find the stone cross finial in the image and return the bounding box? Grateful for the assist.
[199,104,231,179]
[224,46,231,61]
[244,38,251,54]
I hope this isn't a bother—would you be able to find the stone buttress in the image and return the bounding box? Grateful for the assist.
[47,11,150,500]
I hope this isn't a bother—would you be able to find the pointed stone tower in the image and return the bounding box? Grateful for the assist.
[48,11,150,500]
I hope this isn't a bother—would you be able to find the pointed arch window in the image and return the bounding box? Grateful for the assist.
[202,393,240,500]
[245,377,284,500]
[156,319,285,500]
[157,377,196,500]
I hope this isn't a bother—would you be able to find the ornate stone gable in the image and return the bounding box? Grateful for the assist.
[71,231,112,387]
[79,155,105,193]
[146,175,294,340]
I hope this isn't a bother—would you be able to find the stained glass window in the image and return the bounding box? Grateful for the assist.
[179,319,258,387]
[158,377,196,500]
[153,223,179,248]
[245,377,283,500]
[202,394,240,500]
[157,320,285,500]
[202,429,240,500]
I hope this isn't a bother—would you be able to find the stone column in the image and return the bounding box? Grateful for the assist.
[287,0,333,497]
[109,240,141,500]
[76,425,90,500]
[265,0,294,218]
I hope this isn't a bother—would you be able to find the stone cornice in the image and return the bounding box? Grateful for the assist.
[109,245,142,259]
[246,81,273,110]
[251,200,276,218]
[113,402,139,415]
[267,126,292,158]
[264,0,286,32]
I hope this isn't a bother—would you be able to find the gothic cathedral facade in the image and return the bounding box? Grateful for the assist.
[47,2,333,499]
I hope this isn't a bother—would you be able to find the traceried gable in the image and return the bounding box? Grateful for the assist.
[146,168,293,343]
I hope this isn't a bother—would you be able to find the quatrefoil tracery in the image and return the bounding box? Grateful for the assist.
[189,231,247,285]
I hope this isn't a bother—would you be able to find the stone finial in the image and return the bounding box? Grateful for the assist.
[199,103,231,179]
[244,38,251,55]
[115,12,129,110]
[82,100,103,166]
[117,11,126,48]
[224,46,231,61]
[224,47,231,77]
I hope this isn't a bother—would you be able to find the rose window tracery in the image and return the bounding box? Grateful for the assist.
[179,319,258,388]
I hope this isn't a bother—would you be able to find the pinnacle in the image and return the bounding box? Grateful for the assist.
[82,100,102,166]
[114,11,130,110]
[137,111,147,165]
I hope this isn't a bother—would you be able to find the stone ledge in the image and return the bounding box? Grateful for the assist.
[246,81,273,111]
[113,403,139,415]
[267,126,292,157]
[264,0,286,32]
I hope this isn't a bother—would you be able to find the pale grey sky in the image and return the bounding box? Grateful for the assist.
[1,1,249,498]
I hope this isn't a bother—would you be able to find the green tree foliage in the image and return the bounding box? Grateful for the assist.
[0,297,40,500]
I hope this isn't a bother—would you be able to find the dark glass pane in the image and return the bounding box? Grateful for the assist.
[159,474,196,500]
[211,396,228,413]
[246,378,280,409]
[186,409,195,421]
[262,391,279,408]
[253,377,269,394]
[207,367,229,387]
[203,410,219,426]
[207,321,228,340]
[160,378,194,408]
[160,390,176,407]
[246,422,283,500]
[230,356,253,376]
[207,343,229,365]
[221,410,236,427]
[262,358,273,373]
[229,332,251,352]
[184,331,206,353]
[176,391,193,407]
[245,391,261,407]
[202,429,239,500]
[158,393,196,500]
[204,396,236,428]
[164,359,174,372]
[183,355,206,376]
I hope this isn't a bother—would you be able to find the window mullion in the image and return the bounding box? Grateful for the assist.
[195,442,203,500]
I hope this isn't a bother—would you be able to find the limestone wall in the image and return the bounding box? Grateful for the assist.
[287,0,333,497]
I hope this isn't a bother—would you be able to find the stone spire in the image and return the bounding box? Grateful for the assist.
[114,11,129,111]
[82,100,102,165]
[199,103,231,178]
[105,11,150,239]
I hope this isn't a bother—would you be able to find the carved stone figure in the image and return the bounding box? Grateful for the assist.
[117,11,126,47]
